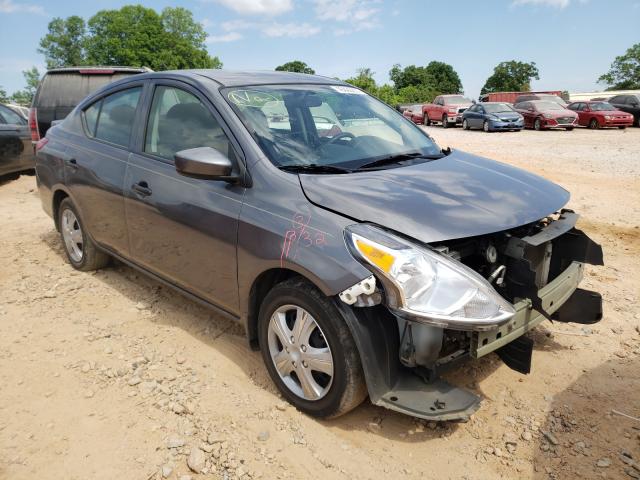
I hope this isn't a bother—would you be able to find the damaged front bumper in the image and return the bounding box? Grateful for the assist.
[338,210,604,422]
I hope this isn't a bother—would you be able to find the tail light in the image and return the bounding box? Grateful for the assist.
[29,108,40,141]
[36,137,48,151]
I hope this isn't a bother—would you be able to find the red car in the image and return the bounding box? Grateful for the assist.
[514,100,578,131]
[567,101,633,129]
[402,104,424,124]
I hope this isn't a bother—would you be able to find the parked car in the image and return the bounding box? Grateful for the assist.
[6,103,29,120]
[29,66,151,142]
[402,104,424,124]
[514,93,567,108]
[607,94,640,127]
[0,103,35,179]
[479,90,562,104]
[396,103,413,113]
[422,94,473,128]
[566,101,633,129]
[515,100,578,131]
[462,102,524,132]
[36,70,603,421]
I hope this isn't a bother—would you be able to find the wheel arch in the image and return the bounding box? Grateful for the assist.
[52,187,71,231]
[246,267,318,350]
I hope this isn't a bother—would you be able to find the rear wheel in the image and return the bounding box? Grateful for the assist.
[462,119,470,130]
[58,198,109,271]
[442,114,449,128]
[534,118,542,131]
[589,118,599,129]
[258,277,367,418]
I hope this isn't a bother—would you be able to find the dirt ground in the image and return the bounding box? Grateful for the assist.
[1,127,639,480]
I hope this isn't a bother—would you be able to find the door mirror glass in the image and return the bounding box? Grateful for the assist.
[175,147,235,180]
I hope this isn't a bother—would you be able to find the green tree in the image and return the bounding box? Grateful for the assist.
[344,68,377,95]
[0,86,9,103]
[389,64,433,90]
[38,6,221,71]
[481,61,539,94]
[598,43,640,90]
[38,16,87,68]
[424,61,463,94]
[10,67,41,105]
[275,60,315,74]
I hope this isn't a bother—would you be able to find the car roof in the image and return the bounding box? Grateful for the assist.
[151,69,347,87]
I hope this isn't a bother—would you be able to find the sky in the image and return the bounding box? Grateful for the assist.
[1,0,639,99]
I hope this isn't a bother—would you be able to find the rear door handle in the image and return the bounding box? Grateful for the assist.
[132,181,152,197]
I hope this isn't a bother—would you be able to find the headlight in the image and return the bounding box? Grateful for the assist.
[345,224,515,330]
[604,115,612,120]
[543,113,554,119]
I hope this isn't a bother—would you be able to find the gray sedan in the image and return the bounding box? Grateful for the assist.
[36,70,603,421]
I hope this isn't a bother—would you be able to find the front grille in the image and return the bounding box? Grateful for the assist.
[556,117,574,124]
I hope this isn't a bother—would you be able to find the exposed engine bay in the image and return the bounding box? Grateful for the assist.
[393,210,603,377]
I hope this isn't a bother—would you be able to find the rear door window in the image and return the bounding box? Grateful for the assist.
[144,85,232,161]
[0,105,25,125]
[94,87,142,147]
[83,101,101,136]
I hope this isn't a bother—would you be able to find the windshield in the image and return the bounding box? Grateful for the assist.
[484,103,515,113]
[444,96,471,105]
[534,101,565,111]
[223,84,442,169]
[590,102,616,111]
[538,95,567,107]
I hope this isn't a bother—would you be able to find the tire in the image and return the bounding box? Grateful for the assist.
[462,119,469,130]
[58,198,110,271]
[442,114,449,128]
[258,277,367,419]
[635,117,640,128]
[589,118,599,129]
[618,126,626,130]
[534,118,542,131]
[566,127,574,131]
[423,114,431,126]
[483,120,490,132]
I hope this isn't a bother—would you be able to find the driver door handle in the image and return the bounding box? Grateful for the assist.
[132,181,152,197]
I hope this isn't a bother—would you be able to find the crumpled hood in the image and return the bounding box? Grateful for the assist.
[299,150,570,244]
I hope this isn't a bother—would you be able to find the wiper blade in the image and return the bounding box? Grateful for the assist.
[356,152,444,170]
[278,164,352,174]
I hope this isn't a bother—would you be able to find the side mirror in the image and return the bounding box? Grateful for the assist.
[175,147,236,181]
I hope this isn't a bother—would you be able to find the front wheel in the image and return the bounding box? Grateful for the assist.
[534,118,542,131]
[618,126,626,130]
[462,119,470,130]
[58,198,109,271]
[442,114,449,128]
[423,114,431,126]
[483,120,490,132]
[258,277,367,418]
[566,127,574,131]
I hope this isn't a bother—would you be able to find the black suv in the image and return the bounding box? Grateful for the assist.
[608,94,640,127]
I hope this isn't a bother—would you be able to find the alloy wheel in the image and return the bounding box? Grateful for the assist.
[61,208,83,262]
[483,120,490,132]
[534,118,542,131]
[267,305,334,401]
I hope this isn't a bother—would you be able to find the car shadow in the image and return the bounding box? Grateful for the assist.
[532,356,640,479]
[39,227,575,442]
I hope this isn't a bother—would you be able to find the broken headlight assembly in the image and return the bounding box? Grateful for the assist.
[345,224,515,330]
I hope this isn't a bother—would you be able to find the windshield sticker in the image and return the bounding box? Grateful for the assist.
[330,86,366,95]
[228,90,279,107]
